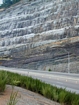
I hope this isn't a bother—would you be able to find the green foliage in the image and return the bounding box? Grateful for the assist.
[0,0,33,8]
[52,89,59,101]
[71,94,79,105]
[12,80,21,86]
[0,71,7,92]
[3,0,12,7]
[0,70,79,105]
[7,87,18,105]
[48,68,52,71]
[0,79,6,92]
[59,91,67,104]
[0,0,21,8]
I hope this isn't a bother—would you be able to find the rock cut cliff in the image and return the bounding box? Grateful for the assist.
[0,0,79,73]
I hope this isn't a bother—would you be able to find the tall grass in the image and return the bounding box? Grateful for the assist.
[0,70,79,105]
[0,71,7,92]
[7,89,18,105]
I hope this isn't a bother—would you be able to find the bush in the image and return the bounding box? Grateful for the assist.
[48,69,52,71]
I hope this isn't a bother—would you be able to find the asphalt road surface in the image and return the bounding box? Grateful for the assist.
[0,66,79,94]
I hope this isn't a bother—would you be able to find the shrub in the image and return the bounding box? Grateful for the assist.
[48,69,52,71]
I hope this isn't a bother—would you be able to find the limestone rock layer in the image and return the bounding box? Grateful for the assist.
[0,0,79,73]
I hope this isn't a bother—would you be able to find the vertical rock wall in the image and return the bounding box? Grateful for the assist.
[0,0,79,73]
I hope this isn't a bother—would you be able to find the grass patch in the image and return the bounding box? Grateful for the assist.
[0,70,79,105]
[0,71,7,92]
[7,88,18,105]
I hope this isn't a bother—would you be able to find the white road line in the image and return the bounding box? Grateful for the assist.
[29,72,79,81]
[49,77,51,78]
[66,80,67,82]
[76,81,78,84]
[56,82,63,84]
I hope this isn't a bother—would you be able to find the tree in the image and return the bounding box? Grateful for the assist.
[3,0,12,5]
[3,0,12,7]
[0,0,21,8]
[12,0,20,4]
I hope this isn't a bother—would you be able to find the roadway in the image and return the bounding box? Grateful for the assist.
[0,66,79,94]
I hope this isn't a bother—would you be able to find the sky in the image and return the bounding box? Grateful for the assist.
[0,0,3,4]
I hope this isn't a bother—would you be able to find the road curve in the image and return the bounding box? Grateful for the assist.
[0,66,79,94]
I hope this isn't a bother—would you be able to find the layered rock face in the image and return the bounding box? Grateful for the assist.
[0,0,79,73]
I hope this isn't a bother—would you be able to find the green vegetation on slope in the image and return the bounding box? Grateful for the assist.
[7,89,18,105]
[0,71,7,92]
[0,0,33,8]
[0,0,21,8]
[0,70,79,105]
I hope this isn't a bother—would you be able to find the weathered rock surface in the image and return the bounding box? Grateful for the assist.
[0,85,60,105]
[0,0,79,73]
